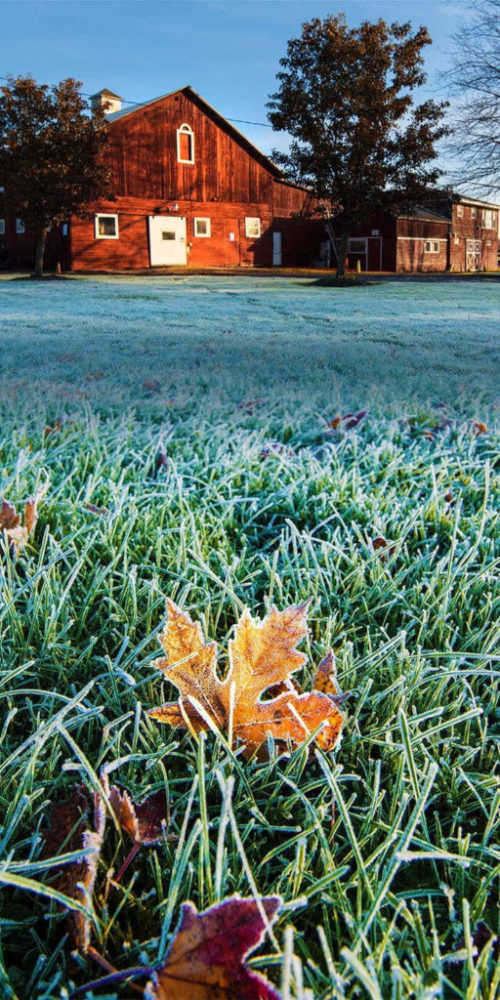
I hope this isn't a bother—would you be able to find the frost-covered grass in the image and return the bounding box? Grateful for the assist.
[0,276,499,998]
[0,274,499,415]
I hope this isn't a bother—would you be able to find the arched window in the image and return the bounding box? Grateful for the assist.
[177,123,194,164]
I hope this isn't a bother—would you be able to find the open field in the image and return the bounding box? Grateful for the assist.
[0,274,499,415]
[0,276,499,999]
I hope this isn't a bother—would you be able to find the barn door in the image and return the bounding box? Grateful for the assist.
[466,239,481,271]
[149,216,187,266]
[272,231,282,266]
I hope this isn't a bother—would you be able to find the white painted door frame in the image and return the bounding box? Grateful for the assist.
[148,216,187,266]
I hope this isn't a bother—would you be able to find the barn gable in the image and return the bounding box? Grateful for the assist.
[103,85,301,207]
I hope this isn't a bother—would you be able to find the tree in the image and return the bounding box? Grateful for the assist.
[267,15,448,277]
[447,0,500,194]
[0,76,110,277]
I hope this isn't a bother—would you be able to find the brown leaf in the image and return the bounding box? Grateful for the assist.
[471,921,499,962]
[0,485,46,555]
[44,417,64,438]
[86,502,110,516]
[108,786,169,846]
[329,409,367,430]
[473,421,487,435]
[148,600,344,756]
[371,536,396,559]
[145,895,281,1000]
[41,787,105,952]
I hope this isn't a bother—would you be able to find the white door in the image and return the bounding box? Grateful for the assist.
[272,230,282,266]
[466,239,481,271]
[149,216,187,266]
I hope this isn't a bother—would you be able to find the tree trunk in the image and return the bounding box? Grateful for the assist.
[34,227,47,278]
[336,230,349,279]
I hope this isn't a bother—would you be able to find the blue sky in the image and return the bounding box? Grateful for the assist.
[1,0,467,164]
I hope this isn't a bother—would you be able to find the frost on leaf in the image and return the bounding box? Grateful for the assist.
[145,895,281,1000]
[148,600,344,756]
[41,786,105,952]
[0,484,47,555]
[108,785,169,846]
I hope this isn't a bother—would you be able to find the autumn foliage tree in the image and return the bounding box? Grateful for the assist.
[267,16,449,277]
[0,76,110,277]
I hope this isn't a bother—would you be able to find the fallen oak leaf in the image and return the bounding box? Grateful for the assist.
[472,420,487,435]
[40,786,105,952]
[148,600,344,757]
[145,895,282,1000]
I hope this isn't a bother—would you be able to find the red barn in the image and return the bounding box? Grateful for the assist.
[1,85,498,274]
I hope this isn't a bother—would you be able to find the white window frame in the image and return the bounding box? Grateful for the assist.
[176,123,195,165]
[482,209,495,229]
[245,217,261,239]
[95,213,119,240]
[456,205,463,218]
[16,218,25,234]
[424,240,440,254]
[0,219,5,236]
[194,217,211,238]
[471,207,477,219]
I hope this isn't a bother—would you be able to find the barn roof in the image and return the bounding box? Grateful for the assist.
[397,206,451,224]
[106,85,285,180]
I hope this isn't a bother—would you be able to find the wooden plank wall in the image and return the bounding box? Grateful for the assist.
[104,91,309,208]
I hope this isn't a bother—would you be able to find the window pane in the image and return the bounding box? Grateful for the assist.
[349,240,366,252]
[162,231,176,240]
[98,216,116,236]
[179,132,192,161]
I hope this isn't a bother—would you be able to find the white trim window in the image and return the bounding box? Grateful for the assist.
[456,205,463,218]
[482,209,496,229]
[245,217,261,238]
[424,240,440,253]
[194,217,211,237]
[0,219,5,236]
[16,218,25,234]
[177,123,195,164]
[95,213,119,239]
[471,207,477,219]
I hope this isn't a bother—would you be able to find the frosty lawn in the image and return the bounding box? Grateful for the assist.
[0,274,499,414]
[0,275,499,999]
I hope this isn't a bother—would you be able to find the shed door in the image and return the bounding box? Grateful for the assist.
[149,216,187,266]
[466,239,481,272]
[272,231,282,266]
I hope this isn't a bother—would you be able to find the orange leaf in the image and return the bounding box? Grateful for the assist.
[148,600,344,756]
[41,787,105,952]
[473,421,487,435]
[145,895,281,1000]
